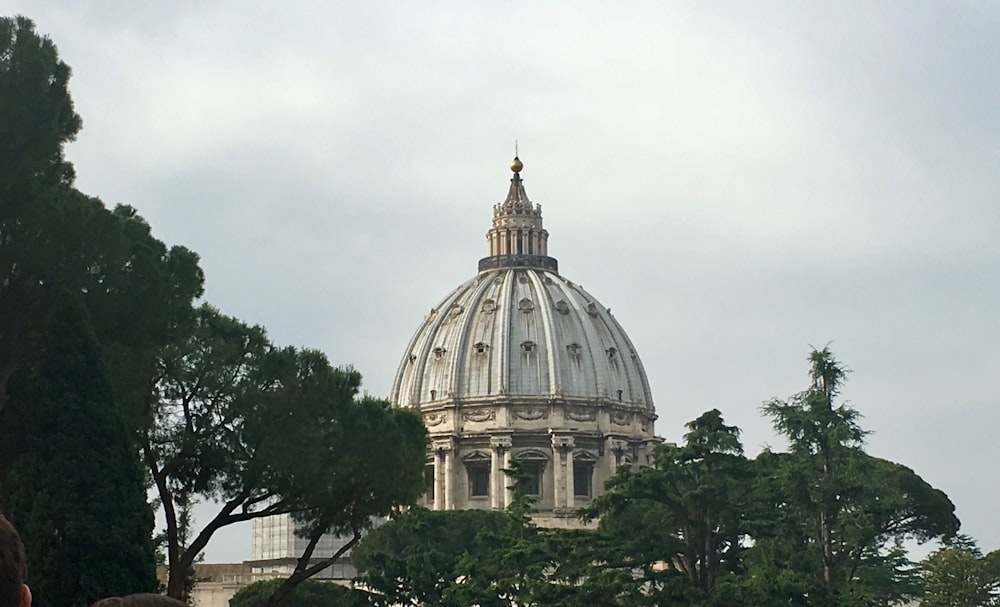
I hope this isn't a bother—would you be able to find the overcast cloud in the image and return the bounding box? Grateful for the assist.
[6,1,999,563]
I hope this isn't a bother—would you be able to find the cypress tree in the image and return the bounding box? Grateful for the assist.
[5,297,158,607]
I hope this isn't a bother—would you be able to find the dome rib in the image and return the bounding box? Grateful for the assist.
[525,270,559,396]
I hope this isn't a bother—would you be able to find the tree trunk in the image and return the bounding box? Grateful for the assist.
[264,530,362,607]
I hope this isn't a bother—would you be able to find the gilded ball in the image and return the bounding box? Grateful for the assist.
[510,156,523,173]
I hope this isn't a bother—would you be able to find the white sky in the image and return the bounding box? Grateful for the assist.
[7,1,999,563]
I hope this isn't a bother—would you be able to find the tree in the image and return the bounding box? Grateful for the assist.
[353,508,515,607]
[141,305,427,601]
[755,347,959,606]
[0,16,204,519]
[4,296,157,607]
[922,543,1000,607]
[0,15,79,189]
[230,579,370,607]
[581,409,752,604]
[0,15,82,416]
[261,395,428,607]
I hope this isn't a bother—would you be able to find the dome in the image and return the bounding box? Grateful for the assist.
[390,268,654,409]
[389,156,658,518]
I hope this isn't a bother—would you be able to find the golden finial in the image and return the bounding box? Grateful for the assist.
[510,140,523,173]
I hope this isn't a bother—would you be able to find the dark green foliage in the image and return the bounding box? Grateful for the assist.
[352,349,964,607]
[353,508,513,607]
[0,14,204,523]
[0,15,80,188]
[580,409,752,606]
[5,298,157,607]
[144,306,427,601]
[751,347,959,606]
[229,579,371,607]
[920,540,1000,607]
[0,14,83,417]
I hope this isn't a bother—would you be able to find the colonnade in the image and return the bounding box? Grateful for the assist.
[487,226,549,257]
[428,434,643,512]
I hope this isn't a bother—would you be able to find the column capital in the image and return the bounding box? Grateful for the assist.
[490,435,513,450]
[551,434,575,450]
[433,438,456,453]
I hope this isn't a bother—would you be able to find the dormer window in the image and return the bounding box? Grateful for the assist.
[555,300,570,315]
[567,343,582,357]
[606,347,618,360]
[474,342,490,355]
[521,341,536,353]
[433,347,447,360]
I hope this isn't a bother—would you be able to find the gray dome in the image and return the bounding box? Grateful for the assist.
[389,156,658,518]
[390,267,653,410]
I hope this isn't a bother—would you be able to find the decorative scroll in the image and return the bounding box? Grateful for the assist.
[462,409,496,422]
[424,412,447,427]
[611,411,632,426]
[513,408,547,421]
[566,407,596,422]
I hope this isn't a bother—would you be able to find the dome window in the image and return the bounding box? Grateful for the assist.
[449,304,464,318]
[586,302,599,317]
[433,347,447,360]
[474,342,490,355]
[408,354,416,364]
[482,299,496,314]
[518,297,534,313]
[521,340,536,353]
[555,300,570,315]
[606,347,618,360]
[430,390,437,400]
[567,343,582,357]
[617,389,624,401]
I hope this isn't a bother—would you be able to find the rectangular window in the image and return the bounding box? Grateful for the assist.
[573,463,592,497]
[522,463,541,496]
[469,467,490,497]
[425,464,435,501]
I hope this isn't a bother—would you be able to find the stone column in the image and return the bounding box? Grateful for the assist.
[552,450,563,509]
[444,448,454,510]
[490,446,501,510]
[607,437,625,477]
[565,448,575,509]
[433,449,445,511]
[503,444,513,507]
[551,435,574,509]
[490,435,512,510]
[433,439,454,511]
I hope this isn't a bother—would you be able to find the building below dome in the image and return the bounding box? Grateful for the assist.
[390,157,661,521]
